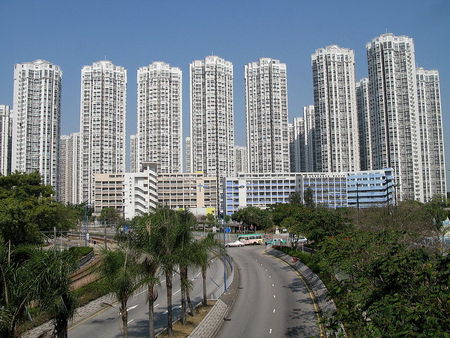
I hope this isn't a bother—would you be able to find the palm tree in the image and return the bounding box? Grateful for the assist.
[99,248,145,338]
[175,210,198,324]
[32,249,78,338]
[129,214,160,338]
[195,233,225,307]
[153,207,180,337]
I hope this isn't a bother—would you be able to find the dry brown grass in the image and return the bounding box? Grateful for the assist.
[159,300,216,337]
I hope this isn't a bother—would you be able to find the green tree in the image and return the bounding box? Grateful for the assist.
[0,173,77,246]
[303,188,315,208]
[98,207,122,227]
[231,206,272,231]
[99,248,145,338]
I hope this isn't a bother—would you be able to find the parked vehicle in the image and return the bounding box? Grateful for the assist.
[265,238,287,246]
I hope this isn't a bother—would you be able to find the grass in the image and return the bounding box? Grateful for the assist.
[159,301,215,338]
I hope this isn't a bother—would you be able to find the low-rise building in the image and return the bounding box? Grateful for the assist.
[157,172,217,216]
[223,169,394,215]
[94,163,158,219]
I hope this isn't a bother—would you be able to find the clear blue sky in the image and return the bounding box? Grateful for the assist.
[1,0,449,186]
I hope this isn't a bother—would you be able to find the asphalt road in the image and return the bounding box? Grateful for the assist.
[69,258,225,338]
[217,245,320,338]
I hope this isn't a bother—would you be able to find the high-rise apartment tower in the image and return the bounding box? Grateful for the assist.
[245,58,290,173]
[12,60,62,190]
[80,61,127,204]
[366,34,422,202]
[189,56,235,177]
[137,62,182,173]
[312,46,360,173]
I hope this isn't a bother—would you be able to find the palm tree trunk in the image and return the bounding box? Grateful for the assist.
[148,282,155,338]
[202,265,207,306]
[180,267,187,325]
[55,318,68,338]
[184,268,195,315]
[166,269,173,337]
[120,300,129,338]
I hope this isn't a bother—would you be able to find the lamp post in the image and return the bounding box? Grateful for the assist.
[83,203,89,247]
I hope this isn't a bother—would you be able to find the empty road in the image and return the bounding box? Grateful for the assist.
[218,245,320,338]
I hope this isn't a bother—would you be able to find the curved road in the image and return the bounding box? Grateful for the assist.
[218,245,320,338]
[69,258,225,337]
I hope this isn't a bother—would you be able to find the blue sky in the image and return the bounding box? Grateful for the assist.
[1,0,449,185]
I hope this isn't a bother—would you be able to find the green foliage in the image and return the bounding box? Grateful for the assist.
[98,207,122,226]
[270,203,350,246]
[67,246,93,258]
[315,229,450,336]
[303,188,315,208]
[0,173,77,246]
[231,206,273,230]
[0,241,78,337]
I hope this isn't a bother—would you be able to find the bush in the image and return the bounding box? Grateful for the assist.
[276,246,321,274]
[68,246,93,258]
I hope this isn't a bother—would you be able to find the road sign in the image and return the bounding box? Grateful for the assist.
[225,227,231,233]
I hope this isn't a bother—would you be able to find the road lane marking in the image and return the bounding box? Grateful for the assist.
[127,319,134,324]
[155,304,160,307]
[174,289,181,295]
[269,328,272,334]
[272,284,274,287]
[273,308,276,313]
[273,295,276,298]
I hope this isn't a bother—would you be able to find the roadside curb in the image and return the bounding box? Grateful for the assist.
[188,256,240,338]
[266,248,343,337]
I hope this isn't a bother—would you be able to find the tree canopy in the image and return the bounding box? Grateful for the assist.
[0,173,78,246]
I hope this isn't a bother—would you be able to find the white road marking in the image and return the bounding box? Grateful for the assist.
[127,319,134,324]
[272,284,274,287]
[155,304,160,307]
[127,305,138,311]
[273,308,276,313]
[174,289,181,295]
[273,295,276,298]
[269,328,272,334]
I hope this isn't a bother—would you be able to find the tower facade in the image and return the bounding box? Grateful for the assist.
[58,133,81,204]
[137,62,182,173]
[130,134,138,173]
[80,61,127,204]
[356,78,373,171]
[416,68,446,201]
[366,34,422,202]
[312,46,360,173]
[235,146,248,174]
[190,56,235,177]
[0,105,11,176]
[245,58,290,173]
[12,60,62,190]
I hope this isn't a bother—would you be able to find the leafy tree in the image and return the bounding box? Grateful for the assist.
[99,248,145,338]
[288,191,302,205]
[304,188,315,208]
[316,229,450,336]
[0,173,77,246]
[98,207,122,227]
[231,206,273,231]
